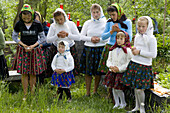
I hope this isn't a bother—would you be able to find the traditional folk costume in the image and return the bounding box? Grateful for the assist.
[51,41,75,100]
[98,3,132,73]
[80,5,107,76]
[12,4,46,75]
[121,16,157,113]
[103,31,132,109]
[47,8,80,77]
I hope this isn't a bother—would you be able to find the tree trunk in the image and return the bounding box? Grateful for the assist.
[13,0,24,27]
[43,0,48,19]
[163,0,167,46]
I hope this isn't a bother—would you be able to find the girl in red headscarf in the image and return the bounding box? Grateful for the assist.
[103,31,132,109]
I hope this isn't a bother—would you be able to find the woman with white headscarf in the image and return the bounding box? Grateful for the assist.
[80,4,107,96]
[47,8,80,77]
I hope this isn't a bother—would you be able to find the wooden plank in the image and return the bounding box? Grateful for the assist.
[5,41,17,45]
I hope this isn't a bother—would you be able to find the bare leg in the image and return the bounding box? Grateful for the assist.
[93,75,101,94]
[21,74,29,97]
[85,75,92,96]
[29,74,36,95]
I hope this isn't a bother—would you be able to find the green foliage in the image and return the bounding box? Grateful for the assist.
[155,72,170,89]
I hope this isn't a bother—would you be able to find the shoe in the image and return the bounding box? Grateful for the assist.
[67,99,72,102]
[118,103,127,109]
[113,104,119,109]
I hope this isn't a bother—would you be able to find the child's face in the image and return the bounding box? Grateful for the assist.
[108,11,118,21]
[116,33,125,46]
[91,8,101,20]
[54,14,65,25]
[58,44,65,54]
[137,20,148,34]
[22,11,32,23]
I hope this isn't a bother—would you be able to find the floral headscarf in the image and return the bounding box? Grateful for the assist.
[109,31,131,54]
[111,2,124,20]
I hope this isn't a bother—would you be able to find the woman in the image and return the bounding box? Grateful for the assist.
[47,8,80,77]
[0,28,9,80]
[80,4,107,96]
[12,4,46,99]
[97,2,132,102]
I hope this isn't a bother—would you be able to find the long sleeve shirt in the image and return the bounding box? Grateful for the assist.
[0,28,5,55]
[47,21,80,47]
[107,48,133,73]
[131,34,157,66]
[102,19,132,45]
[51,53,74,73]
[80,19,107,47]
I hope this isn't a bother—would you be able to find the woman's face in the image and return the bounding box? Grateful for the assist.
[54,14,65,25]
[91,8,101,20]
[109,11,118,21]
[22,11,32,23]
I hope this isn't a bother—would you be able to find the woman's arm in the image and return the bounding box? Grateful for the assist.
[67,22,80,41]
[47,24,59,43]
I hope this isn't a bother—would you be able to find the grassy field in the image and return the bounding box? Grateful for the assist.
[0,76,169,113]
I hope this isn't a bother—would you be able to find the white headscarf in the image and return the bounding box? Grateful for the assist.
[136,16,155,46]
[90,4,106,22]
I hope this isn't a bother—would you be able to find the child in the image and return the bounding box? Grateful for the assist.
[121,16,157,113]
[51,41,75,102]
[0,28,9,80]
[12,4,46,99]
[103,31,132,109]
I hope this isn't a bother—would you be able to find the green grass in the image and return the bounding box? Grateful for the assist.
[0,76,169,113]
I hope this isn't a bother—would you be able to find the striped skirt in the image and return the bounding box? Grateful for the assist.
[51,71,75,88]
[98,44,112,73]
[11,45,47,75]
[0,55,9,79]
[80,46,104,76]
[121,61,154,89]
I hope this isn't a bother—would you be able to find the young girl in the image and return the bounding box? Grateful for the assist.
[80,3,107,96]
[51,41,75,102]
[12,4,46,99]
[97,2,132,102]
[47,8,80,77]
[0,28,9,80]
[121,16,157,113]
[103,31,132,109]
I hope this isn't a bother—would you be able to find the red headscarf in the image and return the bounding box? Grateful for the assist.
[109,31,131,53]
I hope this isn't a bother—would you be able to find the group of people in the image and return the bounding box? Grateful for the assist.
[0,2,157,113]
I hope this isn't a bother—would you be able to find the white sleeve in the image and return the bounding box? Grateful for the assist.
[51,54,57,71]
[47,24,59,43]
[65,55,74,72]
[67,22,80,41]
[140,38,157,58]
[80,21,92,42]
[106,51,112,68]
[118,49,133,72]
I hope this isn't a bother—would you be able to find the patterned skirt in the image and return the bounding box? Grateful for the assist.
[46,44,79,77]
[0,55,9,79]
[98,44,112,73]
[11,45,47,75]
[51,71,75,87]
[121,61,154,89]
[103,71,125,90]
[80,46,104,76]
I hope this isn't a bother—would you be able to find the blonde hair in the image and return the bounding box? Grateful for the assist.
[90,4,101,12]
[138,17,148,25]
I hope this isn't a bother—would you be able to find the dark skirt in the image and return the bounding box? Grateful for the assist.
[103,71,125,90]
[11,45,47,75]
[121,61,154,89]
[51,71,75,87]
[0,55,9,79]
[46,44,79,77]
[97,44,112,73]
[80,46,104,76]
